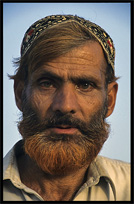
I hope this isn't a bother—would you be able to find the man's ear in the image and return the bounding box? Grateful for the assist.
[106,81,118,118]
[14,79,24,111]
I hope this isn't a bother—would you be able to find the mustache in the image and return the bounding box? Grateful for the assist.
[40,113,90,135]
[20,105,107,140]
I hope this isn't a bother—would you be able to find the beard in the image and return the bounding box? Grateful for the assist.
[18,93,110,176]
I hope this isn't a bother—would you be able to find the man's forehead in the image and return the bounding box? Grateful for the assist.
[51,41,105,64]
[33,65,103,78]
[31,61,105,85]
[31,41,106,77]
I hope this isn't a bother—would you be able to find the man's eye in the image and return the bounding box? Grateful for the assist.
[76,82,94,91]
[80,83,90,89]
[38,80,54,88]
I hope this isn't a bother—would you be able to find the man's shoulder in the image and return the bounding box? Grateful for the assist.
[88,156,130,200]
[3,140,24,177]
[95,155,130,200]
[96,155,130,176]
[97,155,130,168]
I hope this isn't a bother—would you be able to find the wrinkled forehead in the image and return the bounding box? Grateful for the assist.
[30,41,107,83]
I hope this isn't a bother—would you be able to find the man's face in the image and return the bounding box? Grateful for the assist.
[19,41,110,175]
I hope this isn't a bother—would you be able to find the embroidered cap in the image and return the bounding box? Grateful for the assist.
[21,15,115,70]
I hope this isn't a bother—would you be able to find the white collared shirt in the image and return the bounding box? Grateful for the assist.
[3,140,130,201]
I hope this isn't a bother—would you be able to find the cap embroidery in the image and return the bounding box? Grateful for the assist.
[21,15,115,70]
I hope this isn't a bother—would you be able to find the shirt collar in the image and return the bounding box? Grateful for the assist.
[87,156,116,199]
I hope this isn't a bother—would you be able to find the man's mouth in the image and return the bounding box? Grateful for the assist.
[49,125,78,134]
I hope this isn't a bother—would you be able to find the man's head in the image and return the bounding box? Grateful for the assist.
[10,15,118,176]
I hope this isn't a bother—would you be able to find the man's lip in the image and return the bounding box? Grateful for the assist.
[54,125,75,129]
[48,126,78,134]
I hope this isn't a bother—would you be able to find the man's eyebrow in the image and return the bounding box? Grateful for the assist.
[70,75,100,84]
[32,70,102,85]
[33,70,63,82]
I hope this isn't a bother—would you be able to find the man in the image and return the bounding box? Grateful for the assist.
[3,14,130,201]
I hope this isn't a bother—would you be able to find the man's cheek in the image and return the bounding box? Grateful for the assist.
[30,92,52,119]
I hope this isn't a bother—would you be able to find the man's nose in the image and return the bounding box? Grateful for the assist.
[51,84,79,114]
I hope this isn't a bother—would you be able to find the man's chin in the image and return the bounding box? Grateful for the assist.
[40,131,83,142]
[24,133,99,176]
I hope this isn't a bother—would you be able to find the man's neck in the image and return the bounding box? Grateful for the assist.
[17,154,89,201]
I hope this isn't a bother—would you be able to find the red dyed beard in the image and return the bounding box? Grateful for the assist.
[18,93,109,176]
